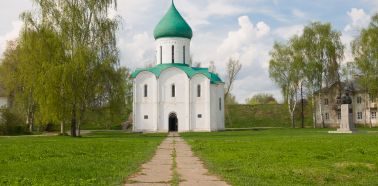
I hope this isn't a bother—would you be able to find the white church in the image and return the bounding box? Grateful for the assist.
[131,1,225,132]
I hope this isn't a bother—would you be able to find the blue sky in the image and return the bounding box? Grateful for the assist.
[0,0,377,103]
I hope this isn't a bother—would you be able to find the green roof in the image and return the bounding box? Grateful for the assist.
[131,64,223,84]
[153,2,193,40]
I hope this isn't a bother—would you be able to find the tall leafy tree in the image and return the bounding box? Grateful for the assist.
[269,39,303,128]
[352,14,378,98]
[352,13,378,128]
[0,40,34,132]
[301,22,344,128]
[20,0,122,136]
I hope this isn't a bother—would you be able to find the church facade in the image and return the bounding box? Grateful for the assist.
[131,2,225,132]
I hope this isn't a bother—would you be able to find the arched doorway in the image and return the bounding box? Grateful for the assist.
[169,113,178,132]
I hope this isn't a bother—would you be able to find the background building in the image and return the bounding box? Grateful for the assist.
[315,82,377,127]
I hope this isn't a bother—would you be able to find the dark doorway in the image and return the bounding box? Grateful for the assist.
[169,113,178,132]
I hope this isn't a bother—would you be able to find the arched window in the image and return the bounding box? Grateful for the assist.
[183,46,186,64]
[197,84,201,97]
[172,84,176,97]
[219,97,222,110]
[160,46,162,64]
[172,45,175,63]
[144,84,148,97]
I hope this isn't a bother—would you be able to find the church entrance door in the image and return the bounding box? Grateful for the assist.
[169,113,178,132]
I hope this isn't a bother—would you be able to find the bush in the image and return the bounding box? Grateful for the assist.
[0,109,28,135]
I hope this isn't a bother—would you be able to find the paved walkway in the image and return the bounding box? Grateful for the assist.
[125,133,230,186]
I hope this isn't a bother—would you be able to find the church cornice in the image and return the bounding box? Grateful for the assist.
[131,64,223,84]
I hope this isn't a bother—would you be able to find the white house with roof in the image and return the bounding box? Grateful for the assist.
[131,2,225,132]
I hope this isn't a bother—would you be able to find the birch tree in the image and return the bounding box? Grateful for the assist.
[269,36,305,128]
[352,13,378,128]
[224,58,242,100]
[301,22,344,128]
[20,0,122,136]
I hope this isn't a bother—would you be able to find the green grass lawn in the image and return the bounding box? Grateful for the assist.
[182,129,378,186]
[0,131,165,186]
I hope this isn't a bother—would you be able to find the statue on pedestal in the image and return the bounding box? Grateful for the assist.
[329,87,357,133]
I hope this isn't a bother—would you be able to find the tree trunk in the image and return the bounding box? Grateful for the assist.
[77,119,80,137]
[319,92,325,128]
[60,121,64,135]
[27,107,34,133]
[71,106,77,137]
[291,112,295,128]
[312,96,316,128]
[301,83,304,128]
[368,94,373,128]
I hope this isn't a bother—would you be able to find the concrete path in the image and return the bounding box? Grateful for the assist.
[125,133,230,186]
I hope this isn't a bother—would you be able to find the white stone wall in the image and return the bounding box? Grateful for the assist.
[134,71,158,132]
[133,67,225,132]
[155,37,191,65]
[158,67,190,132]
[190,74,210,131]
[210,84,225,131]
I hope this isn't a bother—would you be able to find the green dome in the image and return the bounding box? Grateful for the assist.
[153,2,193,40]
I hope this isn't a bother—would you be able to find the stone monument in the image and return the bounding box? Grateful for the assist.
[329,89,357,133]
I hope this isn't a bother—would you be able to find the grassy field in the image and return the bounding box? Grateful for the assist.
[182,129,378,186]
[225,104,313,128]
[0,131,165,186]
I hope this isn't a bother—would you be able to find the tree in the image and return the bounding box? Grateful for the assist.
[224,58,242,100]
[352,13,378,128]
[20,0,122,137]
[245,93,277,105]
[269,39,304,128]
[301,22,344,128]
[0,40,36,132]
[225,93,238,105]
[352,13,378,98]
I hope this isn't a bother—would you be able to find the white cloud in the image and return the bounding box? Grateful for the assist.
[176,0,249,29]
[344,8,371,32]
[0,21,23,56]
[119,32,155,69]
[292,9,306,19]
[342,8,371,65]
[217,16,270,63]
[273,25,304,40]
[213,16,278,102]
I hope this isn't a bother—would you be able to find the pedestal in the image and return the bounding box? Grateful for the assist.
[329,104,357,134]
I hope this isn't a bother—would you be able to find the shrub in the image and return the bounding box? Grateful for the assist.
[0,109,28,135]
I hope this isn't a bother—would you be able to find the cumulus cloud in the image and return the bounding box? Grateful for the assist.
[273,25,304,40]
[176,0,249,29]
[344,8,371,32]
[0,21,23,57]
[342,8,371,64]
[217,16,270,63]
[213,16,280,102]
[119,32,155,69]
